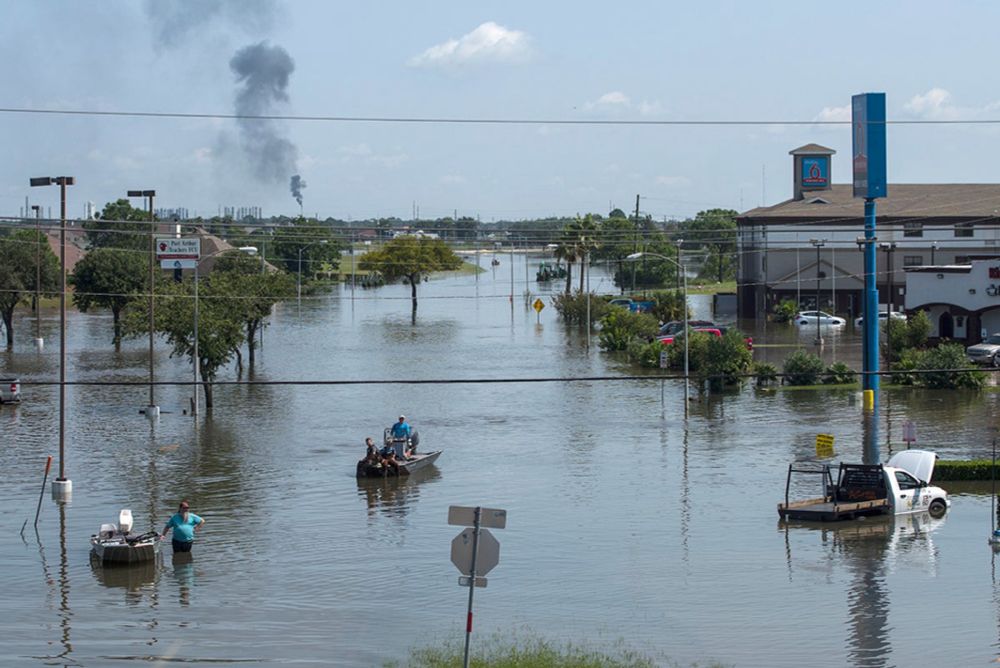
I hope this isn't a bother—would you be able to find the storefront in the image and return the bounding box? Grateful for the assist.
[904,257,1000,343]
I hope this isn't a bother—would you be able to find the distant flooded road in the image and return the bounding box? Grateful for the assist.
[2,253,999,667]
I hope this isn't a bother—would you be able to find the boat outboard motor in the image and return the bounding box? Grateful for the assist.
[118,509,134,535]
[410,430,419,454]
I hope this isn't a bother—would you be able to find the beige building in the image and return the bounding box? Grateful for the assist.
[737,144,1000,331]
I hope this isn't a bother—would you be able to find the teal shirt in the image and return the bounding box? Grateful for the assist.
[166,512,202,542]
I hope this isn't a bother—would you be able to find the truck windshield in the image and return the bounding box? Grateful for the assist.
[894,470,921,490]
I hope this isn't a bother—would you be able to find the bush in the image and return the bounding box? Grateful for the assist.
[772,299,798,323]
[553,291,610,326]
[663,330,712,373]
[910,343,986,389]
[823,361,857,385]
[598,308,659,352]
[783,349,824,386]
[701,330,753,390]
[753,361,778,386]
[646,289,687,324]
[625,337,664,368]
[935,460,1000,481]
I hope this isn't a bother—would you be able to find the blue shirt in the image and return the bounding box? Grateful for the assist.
[391,421,411,438]
[166,512,203,542]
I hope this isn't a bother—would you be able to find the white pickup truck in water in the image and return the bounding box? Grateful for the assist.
[778,450,950,521]
[0,378,20,404]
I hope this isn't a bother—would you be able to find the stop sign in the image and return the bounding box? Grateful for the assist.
[450,528,500,576]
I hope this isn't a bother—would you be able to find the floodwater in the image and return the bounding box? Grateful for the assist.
[2,252,1000,667]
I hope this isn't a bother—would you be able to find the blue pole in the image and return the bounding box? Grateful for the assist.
[863,198,880,393]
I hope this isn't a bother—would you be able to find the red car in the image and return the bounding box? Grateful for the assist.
[658,328,753,351]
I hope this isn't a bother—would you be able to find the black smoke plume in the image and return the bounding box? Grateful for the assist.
[230,42,298,184]
[290,174,306,207]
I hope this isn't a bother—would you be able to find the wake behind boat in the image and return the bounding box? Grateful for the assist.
[90,509,161,565]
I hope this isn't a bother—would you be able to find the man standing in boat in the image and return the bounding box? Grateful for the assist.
[391,415,411,440]
[160,501,205,553]
[388,415,414,459]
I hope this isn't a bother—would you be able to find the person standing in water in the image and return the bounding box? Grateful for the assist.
[161,500,205,553]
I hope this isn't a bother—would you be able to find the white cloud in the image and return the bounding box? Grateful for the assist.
[408,22,531,68]
[583,91,663,116]
[813,104,851,123]
[655,175,692,188]
[904,88,958,119]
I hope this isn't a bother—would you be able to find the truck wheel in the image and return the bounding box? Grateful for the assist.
[928,499,947,518]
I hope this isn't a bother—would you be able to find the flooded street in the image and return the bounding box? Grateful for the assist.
[2,253,1000,667]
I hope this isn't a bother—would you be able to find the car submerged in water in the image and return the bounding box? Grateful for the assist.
[854,311,907,329]
[967,333,1000,367]
[794,311,846,328]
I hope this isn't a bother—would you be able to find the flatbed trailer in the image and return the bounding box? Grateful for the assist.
[777,463,892,521]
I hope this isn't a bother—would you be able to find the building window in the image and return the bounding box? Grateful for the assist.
[955,222,974,237]
[903,255,923,267]
[955,255,970,265]
[904,221,923,237]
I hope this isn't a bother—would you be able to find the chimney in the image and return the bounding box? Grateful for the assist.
[789,144,835,200]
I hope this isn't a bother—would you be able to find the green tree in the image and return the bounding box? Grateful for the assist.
[701,329,754,390]
[123,276,245,410]
[783,349,825,385]
[213,251,295,367]
[676,208,738,283]
[0,230,60,347]
[71,248,147,346]
[269,217,344,276]
[358,236,463,313]
[592,215,635,295]
[84,199,154,250]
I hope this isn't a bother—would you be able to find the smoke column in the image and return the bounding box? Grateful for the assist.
[290,175,306,208]
[230,42,298,184]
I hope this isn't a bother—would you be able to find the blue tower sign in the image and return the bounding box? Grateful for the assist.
[852,93,887,199]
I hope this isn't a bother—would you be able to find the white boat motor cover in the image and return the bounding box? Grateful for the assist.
[118,509,134,534]
[99,523,116,539]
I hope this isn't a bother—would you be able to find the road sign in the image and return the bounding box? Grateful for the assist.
[902,420,917,443]
[156,237,200,260]
[449,506,507,529]
[451,527,500,576]
[532,298,545,313]
[659,350,668,369]
[815,434,835,458]
[458,576,487,588]
[161,259,196,269]
[851,92,887,199]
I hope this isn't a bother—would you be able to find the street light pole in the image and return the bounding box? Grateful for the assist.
[31,205,43,348]
[30,176,74,500]
[128,189,157,417]
[810,239,826,346]
[626,251,689,416]
[297,239,328,301]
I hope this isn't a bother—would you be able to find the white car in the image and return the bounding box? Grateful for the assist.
[853,311,907,329]
[794,311,846,327]
[967,334,1000,367]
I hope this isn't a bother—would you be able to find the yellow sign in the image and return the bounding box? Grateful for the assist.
[533,298,545,313]
[815,434,835,458]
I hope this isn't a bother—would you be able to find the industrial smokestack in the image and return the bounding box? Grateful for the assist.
[230,42,298,184]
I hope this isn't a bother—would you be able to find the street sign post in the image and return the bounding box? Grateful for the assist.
[902,420,917,445]
[448,505,507,668]
[815,434,835,458]
[533,298,545,323]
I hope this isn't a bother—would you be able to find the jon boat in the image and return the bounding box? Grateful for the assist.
[356,428,442,478]
[90,509,161,565]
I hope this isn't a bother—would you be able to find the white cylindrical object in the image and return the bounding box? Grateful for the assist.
[145,405,160,419]
[51,478,72,501]
[34,338,44,350]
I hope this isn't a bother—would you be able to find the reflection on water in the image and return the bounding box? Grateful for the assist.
[4,254,1000,666]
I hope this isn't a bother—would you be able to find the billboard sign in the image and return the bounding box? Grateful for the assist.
[156,237,200,260]
[852,93,887,199]
[800,156,829,189]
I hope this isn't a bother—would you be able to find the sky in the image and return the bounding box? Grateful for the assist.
[3,0,1000,223]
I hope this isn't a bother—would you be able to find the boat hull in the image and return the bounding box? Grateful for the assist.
[356,450,442,478]
[91,536,160,565]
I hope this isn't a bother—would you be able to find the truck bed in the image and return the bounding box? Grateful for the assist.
[778,495,891,521]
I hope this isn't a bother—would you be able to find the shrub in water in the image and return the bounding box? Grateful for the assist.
[598,308,659,352]
[911,343,986,389]
[772,299,798,323]
[783,349,824,385]
[553,291,610,326]
[701,329,753,390]
[823,361,856,385]
[753,361,778,386]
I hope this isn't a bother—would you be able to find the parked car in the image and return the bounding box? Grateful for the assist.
[853,311,907,329]
[608,298,655,313]
[659,319,715,336]
[967,334,1000,367]
[0,378,21,404]
[658,327,722,346]
[794,311,846,327]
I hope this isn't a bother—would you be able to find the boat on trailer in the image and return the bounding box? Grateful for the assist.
[90,509,161,565]
[356,428,442,478]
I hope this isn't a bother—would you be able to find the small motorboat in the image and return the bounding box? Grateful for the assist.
[90,509,161,566]
[357,428,442,478]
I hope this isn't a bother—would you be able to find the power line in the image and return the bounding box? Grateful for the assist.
[4,106,1000,126]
